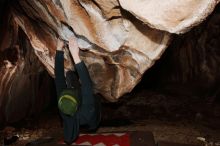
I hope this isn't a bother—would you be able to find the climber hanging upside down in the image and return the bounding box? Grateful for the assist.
[54,36,101,145]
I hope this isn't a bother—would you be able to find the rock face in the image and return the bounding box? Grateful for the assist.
[0,3,54,123]
[0,0,219,123]
[10,0,171,101]
[119,0,220,34]
[4,0,217,101]
[101,7,220,125]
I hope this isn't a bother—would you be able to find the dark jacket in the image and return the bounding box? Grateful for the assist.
[55,50,100,144]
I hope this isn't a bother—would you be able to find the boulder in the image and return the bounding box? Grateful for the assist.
[0,0,219,103]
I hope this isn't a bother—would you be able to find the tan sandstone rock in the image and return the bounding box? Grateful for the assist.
[119,0,220,34]
[12,0,171,101]
[0,0,219,102]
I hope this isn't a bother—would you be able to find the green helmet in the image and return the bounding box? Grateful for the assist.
[58,88,78,116]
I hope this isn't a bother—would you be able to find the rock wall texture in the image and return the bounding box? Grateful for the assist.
[119,0,220,33]
[5,0,218,101]
[11,0,171,101]
[146,5,220,96]
[0,2,54,124]
[0,39,53,124]
[0,0,220,123]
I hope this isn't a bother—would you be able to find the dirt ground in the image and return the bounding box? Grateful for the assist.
[1,116,219,146]
[1,88,220,146]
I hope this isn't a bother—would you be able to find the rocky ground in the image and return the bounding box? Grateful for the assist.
[1,86,220,146]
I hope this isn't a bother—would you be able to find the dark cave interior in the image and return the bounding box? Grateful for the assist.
[0,0,220,145]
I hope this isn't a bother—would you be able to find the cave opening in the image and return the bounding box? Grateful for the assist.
[0,0,220,146]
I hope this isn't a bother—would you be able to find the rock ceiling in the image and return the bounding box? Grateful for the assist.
[0,0,219,102]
